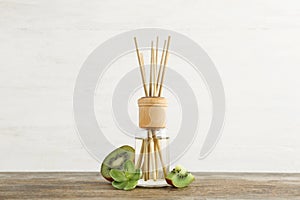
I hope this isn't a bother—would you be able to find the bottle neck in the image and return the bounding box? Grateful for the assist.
[135,128,167,139]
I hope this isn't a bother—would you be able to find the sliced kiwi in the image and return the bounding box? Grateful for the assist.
[166,165,195,188]
[101,145,135,182]
[168,172,194,188]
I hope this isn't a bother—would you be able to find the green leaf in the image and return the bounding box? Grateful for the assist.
[124,160,135,173]
[131,169,142,181]
[112,181,128,190]
[125,169,141,180]
[124,180,138,191]
[109,169,128,182]
[125,171,135,179]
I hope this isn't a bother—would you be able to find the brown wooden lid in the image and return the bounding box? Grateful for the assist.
[138,97,168,107]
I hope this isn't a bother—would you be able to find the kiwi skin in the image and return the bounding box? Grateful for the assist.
[166,169,176,185]
[100,145,135,182]
[166,175,174,186]
[166,166,195,188]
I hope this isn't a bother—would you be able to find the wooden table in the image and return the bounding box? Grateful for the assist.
[1,172,300,199]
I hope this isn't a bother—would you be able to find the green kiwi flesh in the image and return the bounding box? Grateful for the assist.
[101,145,135,182]
[166,166,195,188]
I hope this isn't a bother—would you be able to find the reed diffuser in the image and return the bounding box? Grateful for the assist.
[134,36,171,187]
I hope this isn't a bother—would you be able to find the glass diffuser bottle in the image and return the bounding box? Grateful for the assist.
[135,97,169,187]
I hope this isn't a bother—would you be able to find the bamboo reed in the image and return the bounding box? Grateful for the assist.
[134,37,149,97]
[156,40,166,96]
[144,137,148,180]
[147,131,151,180]
[158,36,171,97]
[152,130,159,179]
[153,43,157,96]
[149,41,153,97]
[152,133,168,177]
[136,139,145,169]
[140,53,147,94]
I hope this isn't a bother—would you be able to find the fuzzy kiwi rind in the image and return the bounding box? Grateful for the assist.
[100,145,135,182]
[166,166,195,188]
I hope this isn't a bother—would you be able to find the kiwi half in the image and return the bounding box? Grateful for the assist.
[166,165,195,188]
[101,145,135,182]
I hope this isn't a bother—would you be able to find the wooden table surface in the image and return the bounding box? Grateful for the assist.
[0,172,300,200]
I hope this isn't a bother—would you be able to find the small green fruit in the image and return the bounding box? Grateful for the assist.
[166,165,195,188]
[100,145,135,182]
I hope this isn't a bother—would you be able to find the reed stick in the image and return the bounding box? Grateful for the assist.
[153,134,167,177]
[152,130,159,179]
[156,40,166,96]
[150,136,157,181]
[153,37,171,178]
[148,134,155,180]
[152,44,156,96]
[158,36,171,97]
[134,37,149,97]
[139,53,148,95]
[142,152,147,181]
[149,41,153,97]
[136,138,145,169]
[143,137,148,180]
[154,37,158,96]
[147,130,151,180]
[156,36,159,73]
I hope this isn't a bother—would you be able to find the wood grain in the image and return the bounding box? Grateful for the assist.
[0,172,300,200]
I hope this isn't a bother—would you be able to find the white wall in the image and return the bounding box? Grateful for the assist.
[1,0,300,172]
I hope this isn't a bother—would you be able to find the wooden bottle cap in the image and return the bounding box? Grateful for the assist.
[138,97,167,129]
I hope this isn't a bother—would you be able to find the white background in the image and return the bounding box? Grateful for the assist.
[1,0,300,172]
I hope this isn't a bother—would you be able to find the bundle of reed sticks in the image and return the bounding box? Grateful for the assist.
[134,36,171,181]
